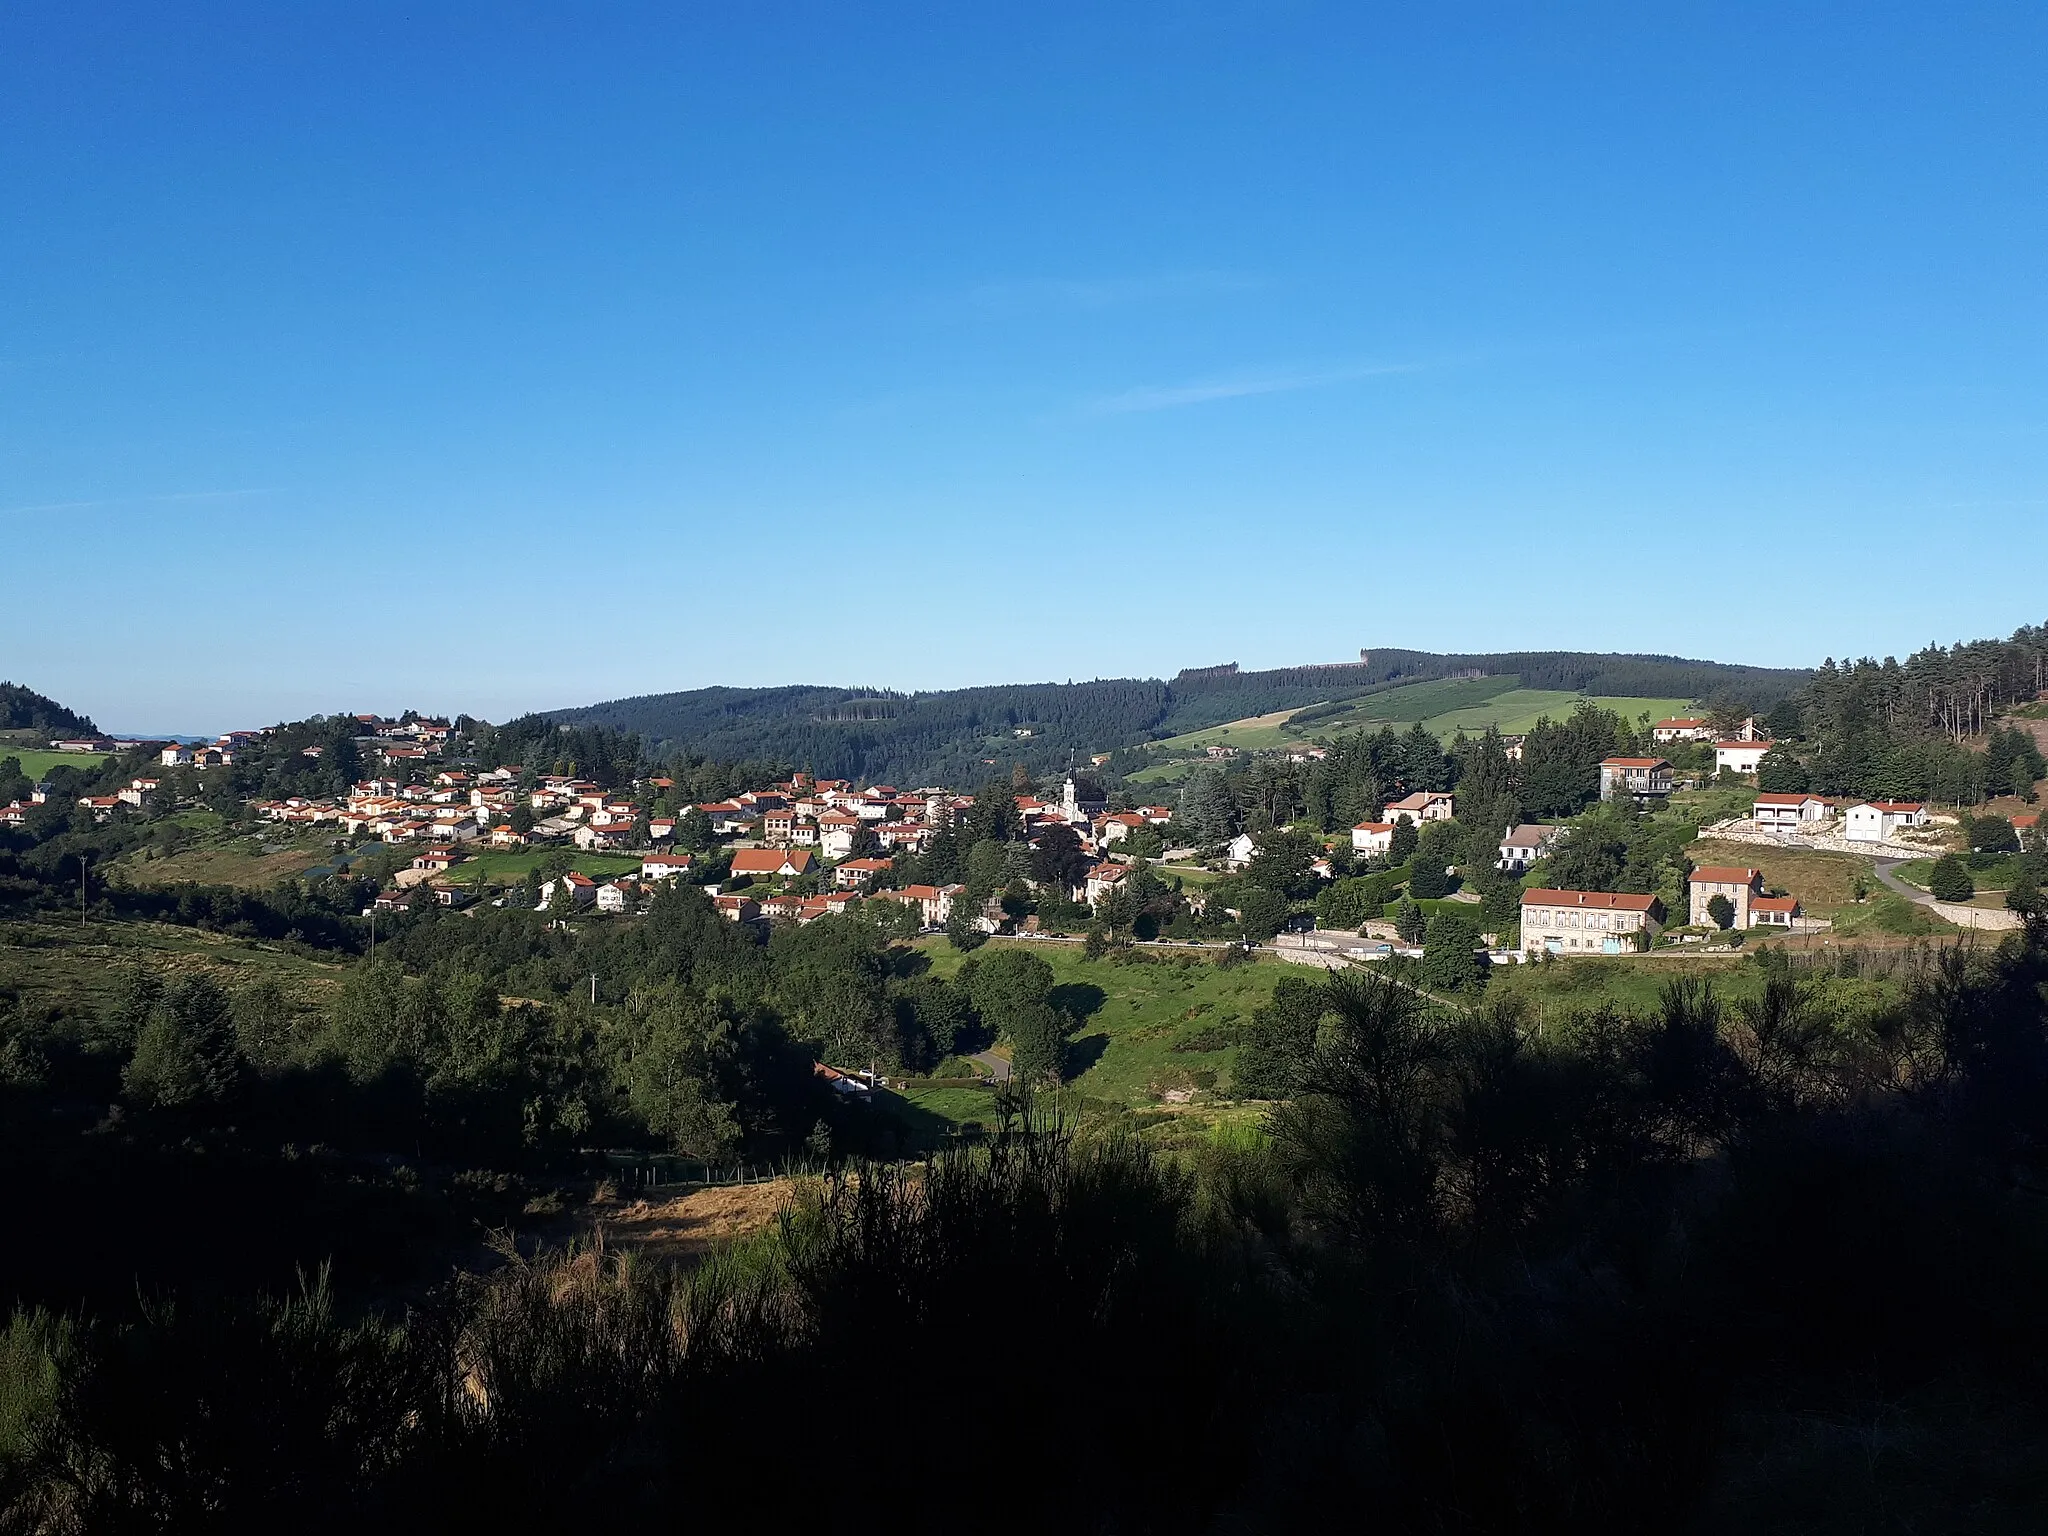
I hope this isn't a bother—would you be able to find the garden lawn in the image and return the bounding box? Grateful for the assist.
[914,939,1293,1106]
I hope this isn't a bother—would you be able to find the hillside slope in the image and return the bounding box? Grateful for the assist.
[549,649,1807,786]
[0,682,97,738]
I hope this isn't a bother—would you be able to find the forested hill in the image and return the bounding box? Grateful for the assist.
[547,648,1809,786]
[0,681,97,737]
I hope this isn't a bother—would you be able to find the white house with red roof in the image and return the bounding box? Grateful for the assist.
[833,856,892,889]
[1844,801,1929,843]
[640,852,695,881]
[816,810,861,858]
[1751,793,1833,830]
[1084,862,1129,905]
[1351,821,1395,857]
[730,848,814,881]
[1382,790,1456,824]
[1714,740,1770,776]
[1651,718,1713,743]
[537,872,598,909]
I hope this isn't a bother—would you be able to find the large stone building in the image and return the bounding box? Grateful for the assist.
[1520,889,1664,955]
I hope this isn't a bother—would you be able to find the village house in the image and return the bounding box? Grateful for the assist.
[160,744,195,766]
[75,796,122,822]
[1714,740,1770,776]
[1084,862,1128,905]
[833,856,892,890]
[1098,811,1148,845]
[730,848,814,882]
[816,810,861,858]
[1844,801,1929,843]
[1751,895,1800,928]
[1688,866,1763,928]
[1382,790,1456,825]
[714,893,762,922]
[537,872,598,909]
[1751,792,1834,830]
[489,824,529,846]
[876,822,932,853]
[573,822,636,851]
[1224,832,1258,869]
[1651,718,1714,743]
[1137,805,1175,825]
[411,847,461,876]
[596,879,640,915]
[1520,889,1664,955]
[1351,821,1396,857]
[901,883,963,927]
[0,803,30,827]
[639,852,695,881]
[1496,823,1563,872]
[1598,758,1673,802]
[116,777,162,808]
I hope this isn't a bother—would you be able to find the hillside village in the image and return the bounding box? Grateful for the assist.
[10,685,2045,968]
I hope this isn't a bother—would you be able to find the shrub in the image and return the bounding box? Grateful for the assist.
[1927,854,1975,902]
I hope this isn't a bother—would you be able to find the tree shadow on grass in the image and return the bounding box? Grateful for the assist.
[1064,1032,1111,1079]
[1050,982,1106,1023]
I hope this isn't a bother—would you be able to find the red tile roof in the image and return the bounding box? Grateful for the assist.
[1689,867,1762,885]
[1522,889,1660,911]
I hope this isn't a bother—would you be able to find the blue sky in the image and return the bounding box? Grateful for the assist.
[4,3,2045,733]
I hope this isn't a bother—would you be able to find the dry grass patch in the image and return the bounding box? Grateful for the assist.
[585,1179,798,1262]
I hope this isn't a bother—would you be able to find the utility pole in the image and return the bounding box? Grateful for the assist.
[78,851,88,926]
[369,908,376,961]
[590,971,598,1006]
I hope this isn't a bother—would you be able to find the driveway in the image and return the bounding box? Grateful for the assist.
[1871,858,1931,907]
[970,1050,1013,1083]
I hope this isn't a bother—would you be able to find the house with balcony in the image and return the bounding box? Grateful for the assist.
[1751,793,1833,830]
[1598,757,1673,802]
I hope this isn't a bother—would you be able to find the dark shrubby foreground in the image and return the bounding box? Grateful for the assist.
[9,923,2048,1532]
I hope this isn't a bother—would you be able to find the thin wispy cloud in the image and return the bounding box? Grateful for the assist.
[1086,361,1419,415]
[1,488,279,517]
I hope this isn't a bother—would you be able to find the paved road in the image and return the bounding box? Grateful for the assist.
[1871,858,1931,907]
[970,1050,1013,1083]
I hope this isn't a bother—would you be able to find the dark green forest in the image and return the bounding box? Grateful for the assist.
[0,685,95,738]
[543,647,1810,786]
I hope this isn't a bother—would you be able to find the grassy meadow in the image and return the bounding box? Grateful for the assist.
[0,748,119,782]
[909,939,1295,1114]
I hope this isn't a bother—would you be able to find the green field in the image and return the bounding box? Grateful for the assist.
[1313,680,1696,741]
[1129,677,1698,783]
[0,748,119,783]
[1146,707,1313,754]
[912,939,1293,1110]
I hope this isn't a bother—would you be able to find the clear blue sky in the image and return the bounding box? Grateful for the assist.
[5,3,2045,733]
